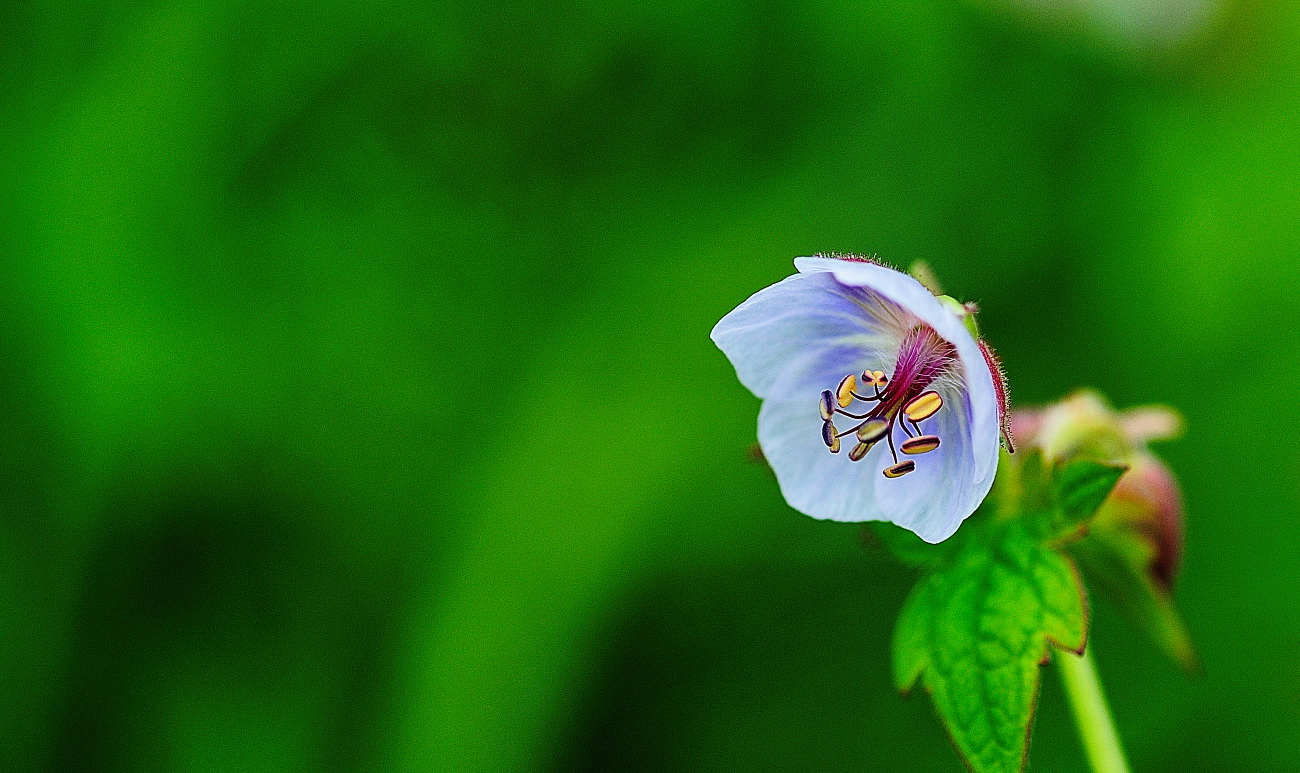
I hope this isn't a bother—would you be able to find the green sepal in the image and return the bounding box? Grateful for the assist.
[908,260,944,295]
[891,522,1087,773]
[1015,449,1052,512]
[1053,460,1127,533]
[1022,459,1127,541]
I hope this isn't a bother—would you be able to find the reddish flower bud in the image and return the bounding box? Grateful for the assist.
[1011,390,1184,586]
[1104,452,1184,591]
[1009,390,1193,669]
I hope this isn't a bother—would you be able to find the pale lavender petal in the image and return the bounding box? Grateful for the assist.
[756,396,890,524]
[758,381,990,542]
[710,270,907,402]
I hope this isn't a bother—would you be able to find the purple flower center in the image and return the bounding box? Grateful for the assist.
[817,324,958,478]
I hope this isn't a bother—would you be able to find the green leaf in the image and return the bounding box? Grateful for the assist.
[892,525,1087,773]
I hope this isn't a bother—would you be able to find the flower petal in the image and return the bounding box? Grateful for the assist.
[756,395,891,524]
[710,270,909,402]
[758,380,991,543]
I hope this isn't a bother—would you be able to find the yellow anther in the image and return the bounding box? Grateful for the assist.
[848,441,872,462]
[836,374,857,408]
[860,369,889,388]
[883,460,916,478]
[901,435,941,455]
[829,435,841,454]
[856,417,889,443]
[903,390,943,422]
[818,390,835,421]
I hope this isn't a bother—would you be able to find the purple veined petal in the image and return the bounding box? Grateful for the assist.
[710,270,909,403]
[794,257,1000,485]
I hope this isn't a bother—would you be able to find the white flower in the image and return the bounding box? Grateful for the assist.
[711,256,1006,543]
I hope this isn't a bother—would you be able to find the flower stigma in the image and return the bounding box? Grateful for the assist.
[817,323,957,478]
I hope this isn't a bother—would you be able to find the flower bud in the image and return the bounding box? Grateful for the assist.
[1010,390,1193,669]
[1101,452,1184,590]
[1011,389,1184,588]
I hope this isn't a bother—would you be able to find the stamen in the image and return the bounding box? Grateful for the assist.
[883,460,916,478]
[834,409,872,420]
[836,374,857,408]
[817,324,956,477]
[903,391,943,422]
[856,417,890,443]
[818,390,835,421]
[901,435,941,455]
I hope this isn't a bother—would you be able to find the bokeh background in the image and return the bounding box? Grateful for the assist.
[2,0,1298,771]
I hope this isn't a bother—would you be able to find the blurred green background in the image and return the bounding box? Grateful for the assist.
[2,0,1298,771]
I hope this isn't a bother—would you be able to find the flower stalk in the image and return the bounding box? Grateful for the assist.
[1057,646,1131,773]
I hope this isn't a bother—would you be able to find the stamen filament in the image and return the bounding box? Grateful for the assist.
[834,409,873,420]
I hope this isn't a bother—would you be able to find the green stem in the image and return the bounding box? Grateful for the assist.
[1057,645,1131,773]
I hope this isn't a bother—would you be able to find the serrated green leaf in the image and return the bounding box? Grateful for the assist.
[891,525,1087,773]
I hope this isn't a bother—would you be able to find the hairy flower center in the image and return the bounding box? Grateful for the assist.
[817,325,958,478]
